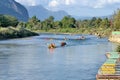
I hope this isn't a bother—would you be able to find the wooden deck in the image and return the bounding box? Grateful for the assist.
[96,74,120,80]
[96,52,120,80]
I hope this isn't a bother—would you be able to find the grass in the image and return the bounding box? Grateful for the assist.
[33,27,112,37]
[0,27,38,40]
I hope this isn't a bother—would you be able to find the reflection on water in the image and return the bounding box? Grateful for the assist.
[0,34,117,80]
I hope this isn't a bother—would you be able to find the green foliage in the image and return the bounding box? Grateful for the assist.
[22,14,114,37]
[25,16,42,30]
[0,14,18,27]
[113,9,120,30]
[0,27,38,39]
[99,18,110,28]
[116,45,120,52]
[61,15,76,28]
[89,17,97,27]
[1,9,120,39]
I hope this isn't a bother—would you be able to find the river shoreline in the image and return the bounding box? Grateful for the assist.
[108,32,120,43]
[0,27,112,41]
[0,27,39,40]
[34,28,112,38]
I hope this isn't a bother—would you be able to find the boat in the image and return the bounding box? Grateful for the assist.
[75,36,85,40]
[48,43,56,49]
[106,52,119,59]
[96,52,120,80]
[61,42,66,46]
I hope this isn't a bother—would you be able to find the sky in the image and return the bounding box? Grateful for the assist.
[15,0,120,17]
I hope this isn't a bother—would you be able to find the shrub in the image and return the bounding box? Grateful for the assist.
[116,45,120,52]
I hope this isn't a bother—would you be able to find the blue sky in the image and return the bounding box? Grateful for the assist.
[15,0,120,17]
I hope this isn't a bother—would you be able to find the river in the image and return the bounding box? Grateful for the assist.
[0,33,117,80]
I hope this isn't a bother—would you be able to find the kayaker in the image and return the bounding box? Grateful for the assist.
[61,42,67,47]
[48,43,56,49]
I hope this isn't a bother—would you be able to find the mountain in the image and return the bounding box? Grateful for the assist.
[0,0,29,21]
[72,15,112,20]
[71,15,92,20]
[27,5,68,20]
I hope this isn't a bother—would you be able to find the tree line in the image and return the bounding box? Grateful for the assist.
[21,15,111,31]
[18,12,115,34]
[0,14,37,39]
[1,9,120,36]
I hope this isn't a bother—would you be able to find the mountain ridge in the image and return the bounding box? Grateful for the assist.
[27,5,68,20]
[0,0,29,21]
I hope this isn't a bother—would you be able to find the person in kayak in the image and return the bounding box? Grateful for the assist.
[61,42,67,47]
[48,43,56,49]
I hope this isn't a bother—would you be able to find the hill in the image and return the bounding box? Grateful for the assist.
[0,0,29,21]
[27,5,68,20]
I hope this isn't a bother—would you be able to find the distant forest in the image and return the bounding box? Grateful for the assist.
[1,9,120,37]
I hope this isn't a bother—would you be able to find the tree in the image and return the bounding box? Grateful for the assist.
[54,21,62,28]
[48,16,54,22]
[28,16,40,25]
[26,16,41,30]
[113,9,120,30]
[89,17,97,27]
[99,18,110,28]
[0,15,18,27]
[95,18,102,27]
[41,16,55,30]
[61,15,76,28]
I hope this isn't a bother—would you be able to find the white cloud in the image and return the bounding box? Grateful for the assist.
[48,0,59,7]
[14,0,120,17]
[92,0,120,8]
[107,0,120,4]
[15,0,37,6]
[65,0,76,5]
[15,0,120,9]
[92,0,106,8]
[48,0,76,8]
[81,0,89,6]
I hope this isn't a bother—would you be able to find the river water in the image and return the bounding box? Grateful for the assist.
[0,34,117,80]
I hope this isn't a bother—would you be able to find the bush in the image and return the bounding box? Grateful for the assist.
[0,15,18,27]
[116,45,120,52]
[0,27,38,39]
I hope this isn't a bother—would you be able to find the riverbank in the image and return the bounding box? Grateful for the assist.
[109,36,120,43]
[34,27,112,38]
[0,27,112,40]
[0,27,38,40]
[108,31,120,43]
[96,32,120,80]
